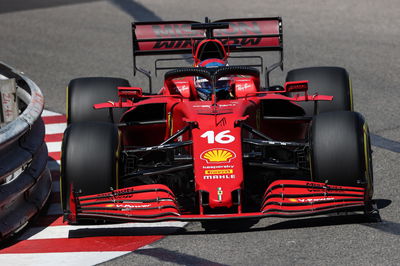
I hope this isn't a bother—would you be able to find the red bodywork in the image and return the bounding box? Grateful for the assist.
[65,17,370,224]
[67,79,367,223]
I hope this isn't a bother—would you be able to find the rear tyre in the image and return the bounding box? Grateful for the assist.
[67,77,130,124]
[61,122,119,221]
[286,67,353,115]
[310,111,373,198]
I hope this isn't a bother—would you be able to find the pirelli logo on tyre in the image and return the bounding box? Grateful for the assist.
[200,148,236,163]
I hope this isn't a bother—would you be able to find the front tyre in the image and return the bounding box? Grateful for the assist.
[310,111,373,199]
[61,122,120,221]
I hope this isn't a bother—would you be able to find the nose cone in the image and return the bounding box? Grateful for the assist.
[191,119,243,209]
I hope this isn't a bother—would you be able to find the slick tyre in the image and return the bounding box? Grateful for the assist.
[286,67,353,115]
[310,111,373,198]
[61,122,119,220]
[67,77,130,124]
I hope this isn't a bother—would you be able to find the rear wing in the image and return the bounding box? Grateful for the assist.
[132,17,283,91]
[133,17,282,55]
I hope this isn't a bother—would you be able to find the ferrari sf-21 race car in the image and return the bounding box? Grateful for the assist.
[61,17,378,230]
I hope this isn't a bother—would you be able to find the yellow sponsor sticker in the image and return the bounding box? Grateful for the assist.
[205,169,233,175]
[200,148,236,163]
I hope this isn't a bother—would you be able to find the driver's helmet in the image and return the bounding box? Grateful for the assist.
[195,59,230,101]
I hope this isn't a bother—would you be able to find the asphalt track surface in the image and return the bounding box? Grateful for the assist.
[1,0,400,265]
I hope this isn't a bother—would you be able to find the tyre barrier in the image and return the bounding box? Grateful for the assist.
[0,62,51,241]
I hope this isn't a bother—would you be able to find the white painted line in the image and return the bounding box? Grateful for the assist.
[42,109,64,117]
[45,123,67,134]
[46,141,62,153]
[0,252,130,266]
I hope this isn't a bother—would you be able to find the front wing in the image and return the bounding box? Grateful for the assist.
[65,180,367,223]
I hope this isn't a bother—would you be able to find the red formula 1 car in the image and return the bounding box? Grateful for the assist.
[61,17,378,231]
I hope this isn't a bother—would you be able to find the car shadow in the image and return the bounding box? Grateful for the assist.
[178,198,400,236]
[5,198,390,244]
[67,225,186,239]
[64,199,396,239]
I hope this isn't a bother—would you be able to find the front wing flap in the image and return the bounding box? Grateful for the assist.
[66,184,181,223]
[66,181,367,223]
[261,180,366,216]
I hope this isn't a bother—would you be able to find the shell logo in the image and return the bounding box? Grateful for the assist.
[200,148,236,163]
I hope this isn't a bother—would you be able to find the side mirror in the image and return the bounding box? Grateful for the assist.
[118,87,143,99]
[284,80,308,93]
[266,85,285,92]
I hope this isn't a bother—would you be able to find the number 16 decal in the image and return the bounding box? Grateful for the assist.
[201,130,235,144]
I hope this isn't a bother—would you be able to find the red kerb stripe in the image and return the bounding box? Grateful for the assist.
[42,115,66,124]
[45,133,64,142]
[0,235,163,253]
[49,152,61,161]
